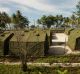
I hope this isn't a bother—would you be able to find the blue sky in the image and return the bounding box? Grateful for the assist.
[0,0,79,24]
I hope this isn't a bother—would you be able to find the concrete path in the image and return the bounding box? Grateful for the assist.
[49,33,80,55]
[52,33,68,42]
[49,33,70,55]
[1,62,80,67]
[49,45,73,55]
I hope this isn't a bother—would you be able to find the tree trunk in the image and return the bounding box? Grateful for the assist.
[21,54,27,72]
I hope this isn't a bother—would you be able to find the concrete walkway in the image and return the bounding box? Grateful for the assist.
[49,33,80,55]
[52,33,68,42]
[1,62,80,67]
[49,33,70,55]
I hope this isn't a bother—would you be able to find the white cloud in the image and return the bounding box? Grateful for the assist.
[6,0,79,15]
[0,7,10,13]
[0,0,79,18]
[7,0,57,13]
[58,0,78,9]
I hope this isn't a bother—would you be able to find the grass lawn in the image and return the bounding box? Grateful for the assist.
[32,55,80,63]
[0,54,80,63]
[0,64,80,74]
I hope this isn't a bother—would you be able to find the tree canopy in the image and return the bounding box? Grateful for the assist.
[76,1,80,18]
[12,10,29,29]
[0,12,11,29]
[0,10,29,30]
[37,15,65,28]
[37,15,55,28]
[74,1,80,26]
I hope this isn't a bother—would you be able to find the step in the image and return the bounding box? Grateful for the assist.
[52,42,65,46]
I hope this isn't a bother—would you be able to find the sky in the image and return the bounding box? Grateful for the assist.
[0,0,79,25]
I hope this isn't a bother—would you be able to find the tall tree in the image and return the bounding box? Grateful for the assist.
[71,14,76,27]
[75,1,80,25]
[76,1,80,17]
[37,15,47,28]
[37,19,41,25]
[46,15,55,28]
[3,12,11,29]
[63,17,70,28]
[37,15,55,28]
[12,14,18,28]
[12,10,29,29]
[0,12,11,29]
[55,15,64,28]
[21,17,29,28]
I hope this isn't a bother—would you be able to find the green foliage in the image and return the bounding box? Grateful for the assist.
[44,34,49,55]
[63,17,70,27]
[76,1,80,18]
[33,55,80,63]
[37,15,55,28]
[38,14,72,28]
[57,70,68,74]
[74,1,80,26]
[0,12,11,29]
[12,10,29,29]
[55,15,64,27]
[0,64,80,74]
[70,14,77,27]
[30,25,35,29]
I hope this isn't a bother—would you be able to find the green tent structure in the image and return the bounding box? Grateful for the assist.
[0,31,14,56]
[68,29,80,50]
[9,30,50,57]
